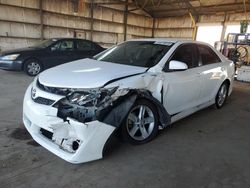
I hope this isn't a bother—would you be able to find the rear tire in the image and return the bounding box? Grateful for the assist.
[23,59,43,76]
[215,82,229,109]
[121,99,159,145]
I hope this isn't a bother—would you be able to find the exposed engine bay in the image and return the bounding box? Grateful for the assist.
[54,87,130,125]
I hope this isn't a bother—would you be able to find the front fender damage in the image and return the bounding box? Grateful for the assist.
[50,89,170,161]
[55,89,170,128]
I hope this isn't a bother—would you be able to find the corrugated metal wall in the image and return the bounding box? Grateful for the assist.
[0,0,153,51]
[154,16,193,39]
[154,12,250,40]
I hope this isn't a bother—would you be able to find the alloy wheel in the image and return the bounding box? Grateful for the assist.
[27,62,41,75]
[126,105,155,141]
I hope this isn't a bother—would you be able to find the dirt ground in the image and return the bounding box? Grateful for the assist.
[0,70,250,188]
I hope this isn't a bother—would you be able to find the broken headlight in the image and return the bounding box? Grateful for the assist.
[56,87,129,123]
[67,86,119,107]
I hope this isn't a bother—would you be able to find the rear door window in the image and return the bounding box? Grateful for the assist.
[76,40,93,51]
[198,45,221,65]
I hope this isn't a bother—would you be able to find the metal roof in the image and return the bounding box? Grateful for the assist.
[133,0,250,17]
[91,0,250,18]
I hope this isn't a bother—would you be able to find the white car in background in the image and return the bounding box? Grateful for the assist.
[23,39,235,164]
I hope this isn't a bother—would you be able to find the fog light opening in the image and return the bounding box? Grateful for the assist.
[72,140,80,151]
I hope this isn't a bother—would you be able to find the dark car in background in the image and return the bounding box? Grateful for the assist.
[0,38,105,76]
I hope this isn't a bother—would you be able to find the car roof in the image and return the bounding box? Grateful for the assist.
[128,38,193,43]
[128,38,214,47]
[51,38,90,41]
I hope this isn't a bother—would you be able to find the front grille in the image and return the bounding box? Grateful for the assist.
[37,79,72,95]
[33,97,55,105]
[40,128,53,140]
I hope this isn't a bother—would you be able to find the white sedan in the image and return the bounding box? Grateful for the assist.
[23,39,235,163]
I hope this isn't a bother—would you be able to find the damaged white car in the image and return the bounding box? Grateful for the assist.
[23,39,235,163]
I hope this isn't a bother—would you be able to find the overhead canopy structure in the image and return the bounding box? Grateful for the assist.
[90,0,250,18]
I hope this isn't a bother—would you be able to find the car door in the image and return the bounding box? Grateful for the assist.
[43,39,76,68]
[162,43,202,115]
[196,44,225,104]
[75,40,100,60]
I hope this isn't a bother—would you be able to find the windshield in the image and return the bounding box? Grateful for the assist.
[94,41,173,68]
[32,39,57,48]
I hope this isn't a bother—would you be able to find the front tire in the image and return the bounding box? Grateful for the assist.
[215,82,229,109]
[121,99,159,145]
[23,59,43,76]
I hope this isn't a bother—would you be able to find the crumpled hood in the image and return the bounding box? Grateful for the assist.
[38,58,147,88]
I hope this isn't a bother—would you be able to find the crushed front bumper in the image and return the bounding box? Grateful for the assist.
[23,84,116,164]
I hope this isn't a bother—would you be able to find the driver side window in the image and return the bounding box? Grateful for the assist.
[51,40,74,51]
[170,44,198,68]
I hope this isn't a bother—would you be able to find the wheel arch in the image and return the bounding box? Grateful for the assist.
[22,57,43,71]
[214,78,231,98]
[223,78,231,87]
[98,89,171,129]
[215,78,230,108]
[135,90,171,128]
[222,78,231,96]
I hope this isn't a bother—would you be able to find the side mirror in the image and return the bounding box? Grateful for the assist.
[169,60,188,71]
